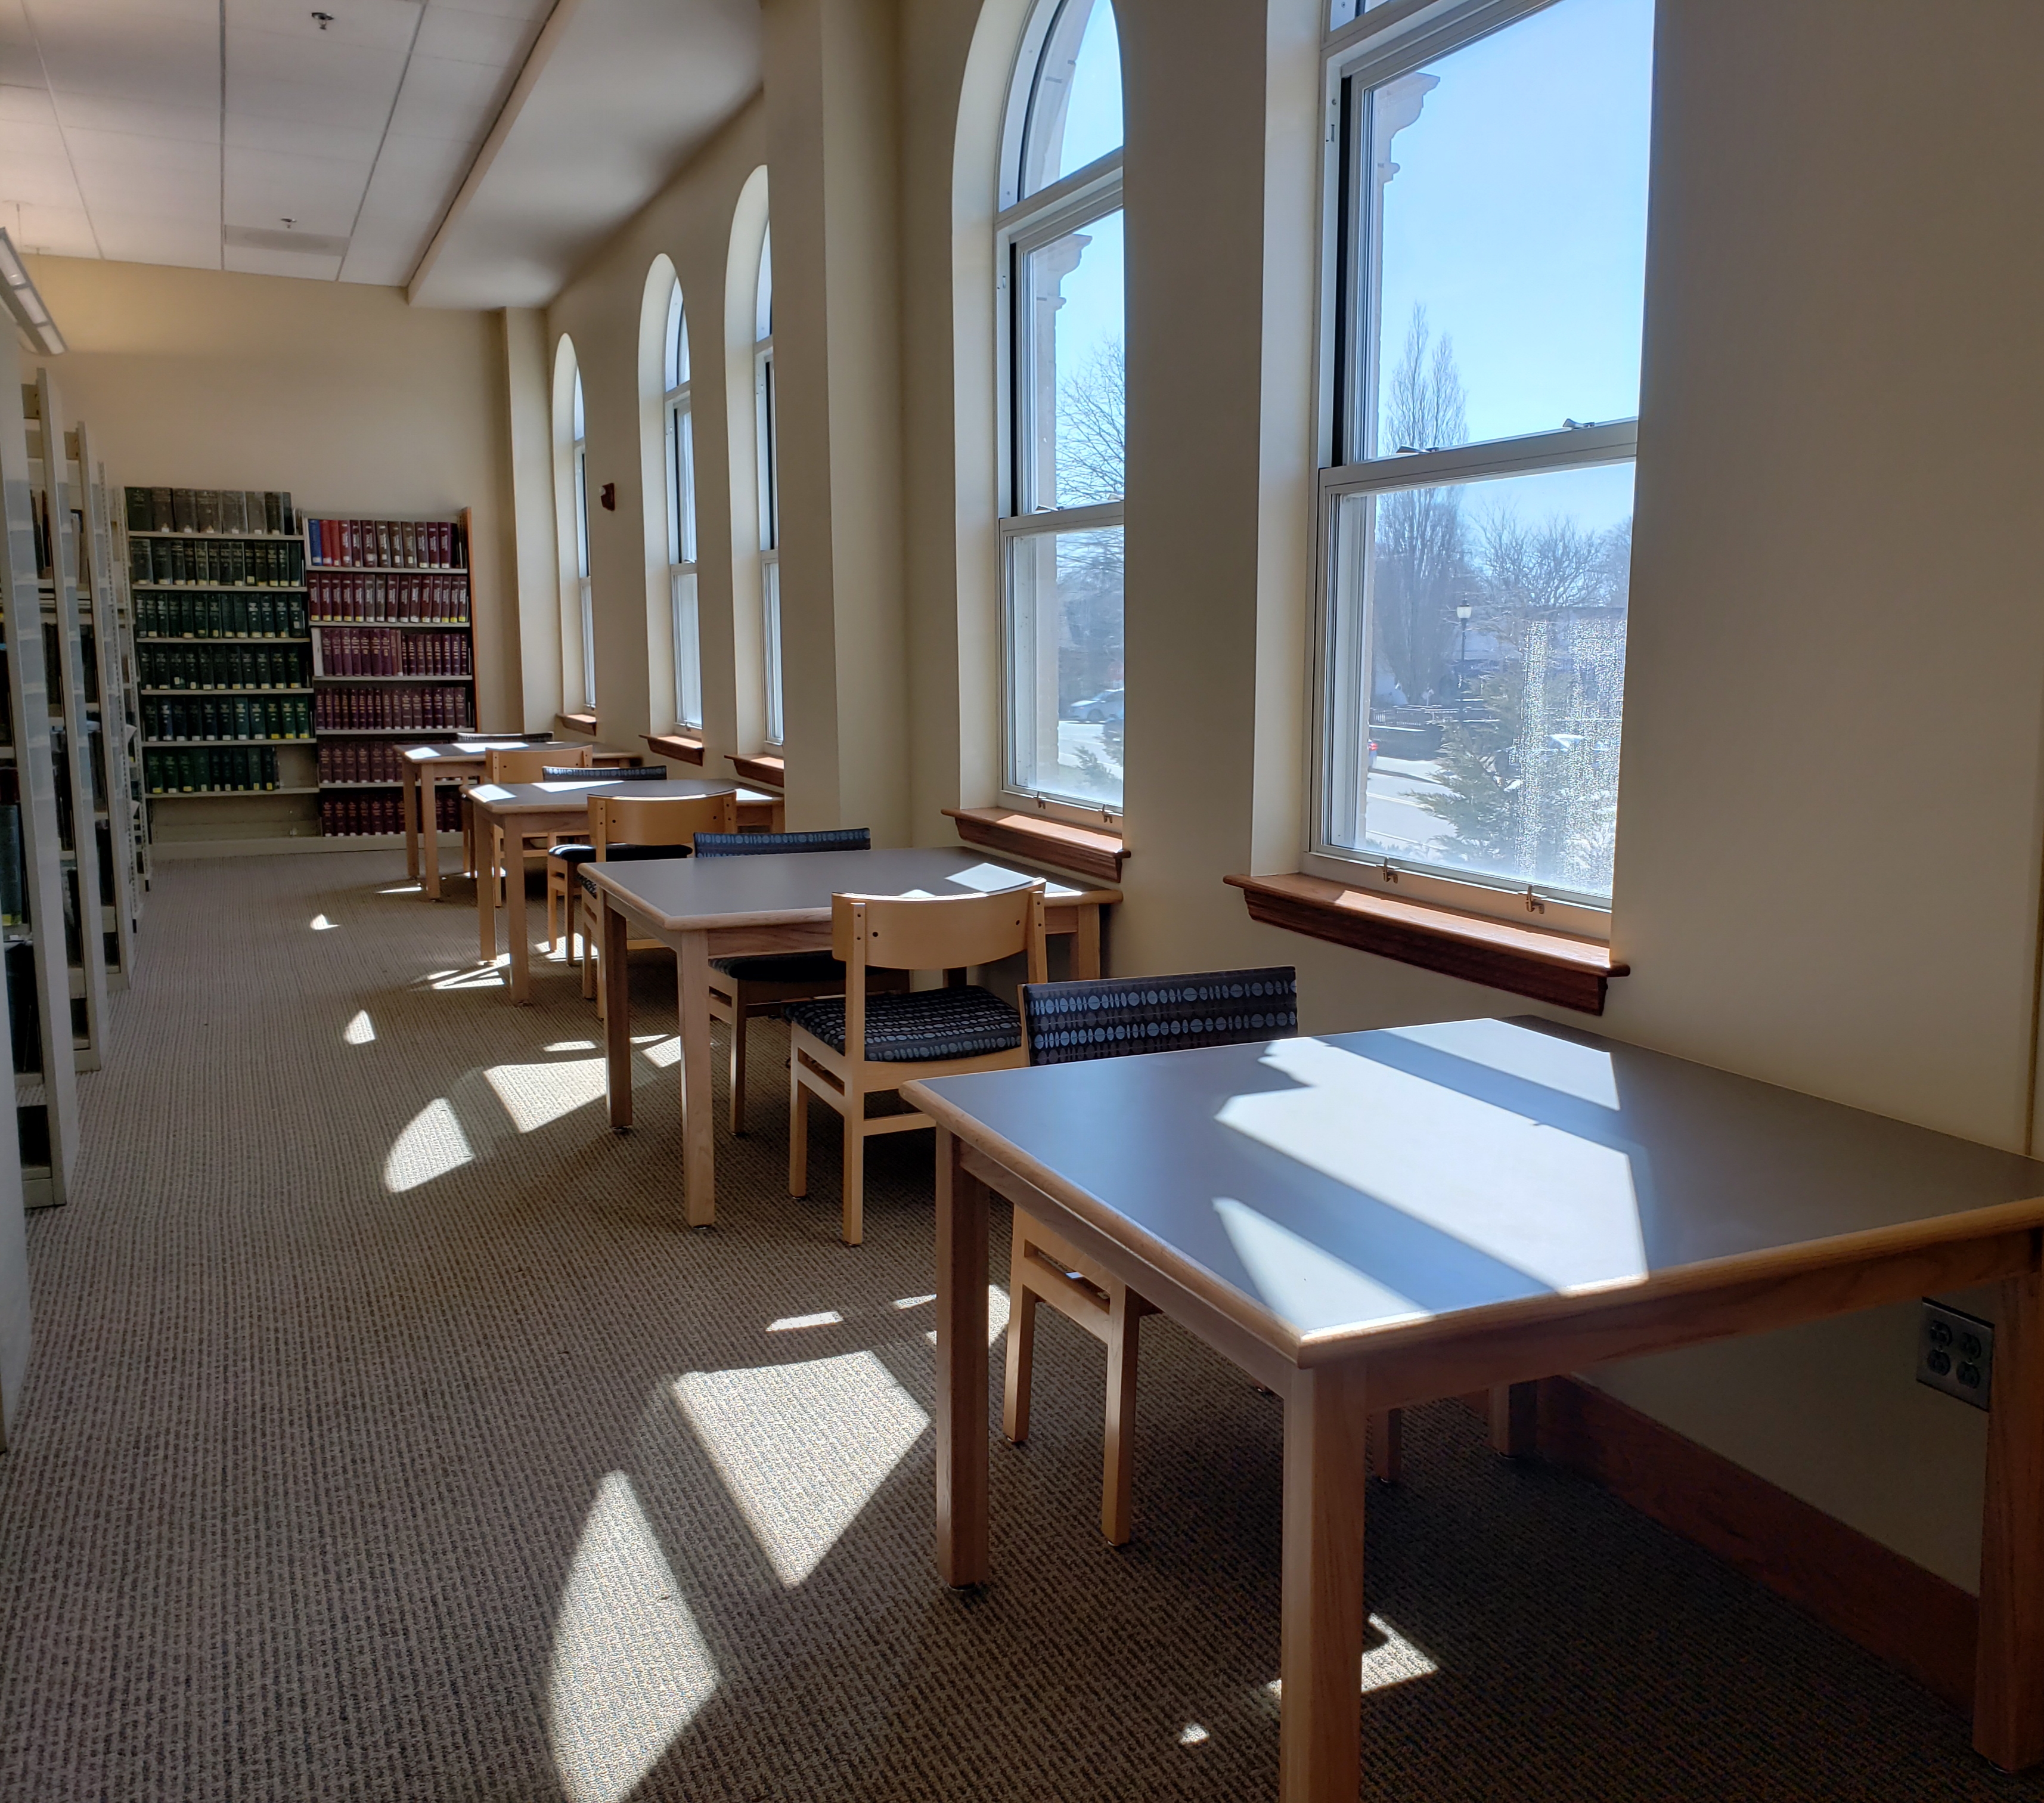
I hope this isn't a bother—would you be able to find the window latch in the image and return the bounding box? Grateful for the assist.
[1524,887,1546,915]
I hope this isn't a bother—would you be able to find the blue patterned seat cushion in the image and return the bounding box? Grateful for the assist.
[710,951,847,984]
[693,828,872,858]
[1021,967,1298,1065]
[539,764,665,781]
[548,842,693,867]
[785,986,1022,1063]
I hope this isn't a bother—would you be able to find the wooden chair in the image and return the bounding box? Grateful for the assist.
[1000,966,1405,1548]
[479,745,591,904]
[560,791,738,1007]
[787,884,1046,1246]
[542,765,672,957]
[692,829,906,1134]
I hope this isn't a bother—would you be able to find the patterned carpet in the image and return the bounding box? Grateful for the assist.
[0,850,2036,1801]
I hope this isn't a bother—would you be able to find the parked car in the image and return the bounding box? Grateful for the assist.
[1068,686,1124,724]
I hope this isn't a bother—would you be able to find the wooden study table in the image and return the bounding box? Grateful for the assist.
[467,777,781,1002]
[401,739,644,900]
[584,848,1119,1227]
[904,1016,2044,1800]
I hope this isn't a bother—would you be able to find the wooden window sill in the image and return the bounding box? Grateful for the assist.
[944,806,1127,886]
[556,711,598,736]
[728,751,785,789]
[644,732,705,766]
[1224,870,1627,1015]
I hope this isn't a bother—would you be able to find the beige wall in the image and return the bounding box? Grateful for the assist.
[21,257,522,730]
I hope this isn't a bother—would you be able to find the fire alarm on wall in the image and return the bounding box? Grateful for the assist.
[600,482,616,511]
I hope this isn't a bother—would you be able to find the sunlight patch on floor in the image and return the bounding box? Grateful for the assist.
[430,964,505,990]
[485,1057,609,1133]
[546,1040,598,1052]
[548,1471,719,1803]
[384,1098,474,1192]
[637,1037,681,1068]
[310,913,338,931]
[672,1352,929,1585]
[925,1285,1010,1346]
[768,1311,842,1332]
[343,1010,376,1045]
[1262,1613,1438,1706]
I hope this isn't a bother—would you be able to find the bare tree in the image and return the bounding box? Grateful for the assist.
[1052,339,1126,710]
[1056,337,1124,506]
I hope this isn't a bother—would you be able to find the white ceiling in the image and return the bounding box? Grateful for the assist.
[0,0,759,303]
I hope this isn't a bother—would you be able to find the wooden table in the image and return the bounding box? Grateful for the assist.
[902,1015,2044,1799]
[401,739,644,900]
[467,777,781,1002]
[585,848,1119,1228]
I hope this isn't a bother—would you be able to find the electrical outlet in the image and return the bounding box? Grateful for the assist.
[1918,1300,1994,1409]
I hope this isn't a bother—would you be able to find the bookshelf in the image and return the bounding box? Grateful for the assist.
[305,509,473,842]
[3,364,83,1205]
[124,484,319,853]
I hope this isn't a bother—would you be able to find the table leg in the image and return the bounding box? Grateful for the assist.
[677,930,715,1227]
[1280,1359,1370,1803]
[1073,903,1102,979]
[935,1128,990,1587]
[421,770,443,900]
[477,823,497,966]
[604,894,634,1130]
[402,761,421,881]
[506,829,532,1004]
[1489,1381,1539,1457]
[1976,1257,2044,1770]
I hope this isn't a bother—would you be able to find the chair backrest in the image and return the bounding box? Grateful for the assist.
[591,791,737,855]
[489,745,590,782]
[541,763,663,782]
[693,828,871,859]
[1021,967,1298,1066]
[832,884,1046,980]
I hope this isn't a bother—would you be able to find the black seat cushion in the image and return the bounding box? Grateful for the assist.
[539,764,666,782]
[547,841,693,868]
[785,986,1021,1063]
[694,828,872,858]
[711,951,847,984]
[1021,967,1298,1065]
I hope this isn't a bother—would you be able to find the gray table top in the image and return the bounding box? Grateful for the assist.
[467,777,770,817]
[905,1015,2044,1353]
[585,845,1115,932]
[405,739,642,766]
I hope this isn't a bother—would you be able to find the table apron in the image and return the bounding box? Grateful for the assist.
[591,905,1095,965]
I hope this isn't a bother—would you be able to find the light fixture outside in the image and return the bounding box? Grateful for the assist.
[0,230,64,355]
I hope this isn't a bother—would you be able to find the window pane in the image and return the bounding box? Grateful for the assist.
[1006,525,1123,810]
[571,370,585,441]
[757,352,778,550]
[1022,0,1122,197]
[1022,207,1123,510]
[762,559,783,745]
[672,569,702,730]
[755,225,773,342]
[666,285,688,391]
[671,402,696,566]
[1363,0,1652,456]
[1325,460,1633,900]
[579,578,596,711]
[573,445,590,579]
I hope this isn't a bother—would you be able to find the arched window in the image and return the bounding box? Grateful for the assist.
[663,280,703,730]
[997,0,1124,814]
[572,367,594,710]
[754,225,781,744]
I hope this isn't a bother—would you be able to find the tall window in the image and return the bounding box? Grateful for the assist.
[664,283,703,731]
[997,0,1124,814]
[572,369,594,711]
[1313,0,1652,913]
[754,227,783,745]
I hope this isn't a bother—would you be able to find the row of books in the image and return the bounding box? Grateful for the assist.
[318,741,411,783]
[144,696,311,743]
[317,629,472,678]
[123,487,296,537]
[306,518,466,571]
[140,646,310,690]
[131,537,305,588]
[314,689,470,732]
[322,791,457,837]
[308,572,468,624]
[136,592,308,641]
[144,746,283,794]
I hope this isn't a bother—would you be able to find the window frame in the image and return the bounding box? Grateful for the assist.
[1304,0,1646,930]
[664,284,702,732]
[572,371,594,713]
[755,231,783,747]
[994,7,1126,826]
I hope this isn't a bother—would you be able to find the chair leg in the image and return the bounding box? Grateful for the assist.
[1102,1285,1142,1545]
[841,1103,864,1247]
[728,1004,748,1135]
[789,1064,810,1197]
[1001,1247,1037,1445]
[546,877,560,956]
[579,893,598,1000]
[1371,1408,1403,1485]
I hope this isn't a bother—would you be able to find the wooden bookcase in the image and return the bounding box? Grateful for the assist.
[305,509,473,844]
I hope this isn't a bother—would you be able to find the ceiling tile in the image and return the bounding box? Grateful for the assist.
[226,23,407,92]
[90,208,219,267]
[222,70,399,134]
[68,138,219,222]
[0,44,39,83]
[9,201,99,256]
[223,143,371,236]
[338,213,427,283]
[385,51,506,140]
[0,79,55,121]
[412,5,531,67]
[224,110,379,160]
[64,121,217,178]
[222,240,342,278]
[34,17,219,110]
[229,0,422,57]
[424,0,549,21]
[0,124,86,207]
[51,90,218,141]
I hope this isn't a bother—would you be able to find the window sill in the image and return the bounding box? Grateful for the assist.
[556,711,598,736]
[1224,870,1627,1015]
[644,732,705,766]
[728,752,784,790]
[944,806,1127,886]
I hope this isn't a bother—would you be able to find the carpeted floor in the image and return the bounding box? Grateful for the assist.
[0,849,2037,1801]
